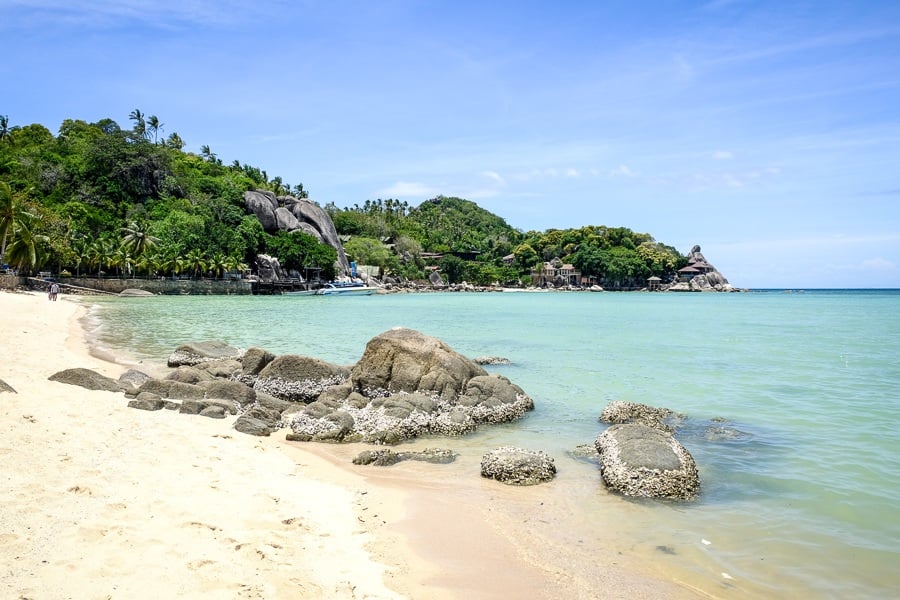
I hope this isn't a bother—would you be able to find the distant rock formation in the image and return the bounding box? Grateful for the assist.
[669,244,738,292]
[243,189,351,276]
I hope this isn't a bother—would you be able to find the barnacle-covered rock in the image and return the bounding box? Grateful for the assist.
[480,447,556,486]
[253,354,350,402]
[595,423,700,500]
[599,401,680,433]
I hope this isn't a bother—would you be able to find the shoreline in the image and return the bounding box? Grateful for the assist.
[1,290,710,599]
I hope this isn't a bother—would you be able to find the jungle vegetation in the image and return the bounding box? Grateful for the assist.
[0,112,686,288]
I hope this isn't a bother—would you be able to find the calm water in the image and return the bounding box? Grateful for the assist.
[86,290,900,598]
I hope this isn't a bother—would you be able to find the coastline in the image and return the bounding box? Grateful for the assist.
[1,290,707,599]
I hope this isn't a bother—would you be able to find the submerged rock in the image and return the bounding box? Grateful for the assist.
[595,423,700,501]
[599,401,680,433]
[353,448,458,466]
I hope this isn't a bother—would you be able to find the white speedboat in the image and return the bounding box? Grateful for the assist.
[314,282,378,296]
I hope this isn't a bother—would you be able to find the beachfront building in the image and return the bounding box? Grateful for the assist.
[531,258,582,287]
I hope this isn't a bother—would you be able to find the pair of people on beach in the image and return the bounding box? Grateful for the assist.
[48,282,59,301]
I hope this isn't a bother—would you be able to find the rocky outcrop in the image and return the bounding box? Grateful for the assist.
[473,356,511,365]
[255,254,285,283]
[283,328,534,444]
[167,340,243,367]
[48,368,127,393]
[351,328,488,401]
[594,423,700,500]
[243,190,351,276]
[669,244,738,292]
[480,447,557,486]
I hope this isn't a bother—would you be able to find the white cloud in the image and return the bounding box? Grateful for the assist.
[712,150,734,160]
[860,257,896,271]
[481,170,506,185]
[565,168,580,177]
[379,181,440,198]
[610,164,637,177]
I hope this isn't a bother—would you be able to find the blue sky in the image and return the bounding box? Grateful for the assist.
[2,0,899,288]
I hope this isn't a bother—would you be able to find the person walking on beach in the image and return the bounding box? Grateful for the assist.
[48,282,59,301]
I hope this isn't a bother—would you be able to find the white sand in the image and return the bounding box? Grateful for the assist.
[0,290,706,599]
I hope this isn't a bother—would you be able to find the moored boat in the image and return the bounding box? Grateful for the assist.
[314,282,378,296]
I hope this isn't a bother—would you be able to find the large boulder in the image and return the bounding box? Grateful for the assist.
[254,355,350,402]
[274,206,301,232]
[284,329,534,444]
[48,368,126,393]
[167,341,243,368]
[594,424,700,500]
[282,196,351,275]
[480,447,557,486]
[256,254,284,282]
[241,347,276,377]
[351,328,487,402]
[244,190,279,232]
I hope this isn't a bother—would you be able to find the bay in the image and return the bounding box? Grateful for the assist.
[86,289,900,598]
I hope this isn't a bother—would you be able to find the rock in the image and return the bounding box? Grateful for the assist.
[179,398,237,415]
[282,196,351,275]
[48,368,126,392]
[351,328,487,402]
[241,347,276,376]
[704,425,752,442]
[569,444,601,463]
[199,405,227,419]
[352,447,458,466]
[166,366,212,384]
[254,355,350,402]
[594,424,700,500]
[233,415,273,436]
[167,341,243,367]
[137,379,207,400]
[256,254,284,282]
[599,401,679,433]
[199,380,257,405]
[254,391,293,414]
[118,368,152,388]
[244,189,279,232]
[118,288,155,297]
[473,356,511,365]
[0,378,16,393]
[480,447,557,486]
[274,206,301,231]
[428,270,445,287]
[127,391,165,411]
[197,358,243,378]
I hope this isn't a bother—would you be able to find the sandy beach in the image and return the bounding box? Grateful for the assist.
[1,290,704,599]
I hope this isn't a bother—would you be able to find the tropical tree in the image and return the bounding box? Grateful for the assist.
[147,115,163,144]
[121,220,159,257]
[129,108,146,140]
[207,252,228,279]
[0,181,34,266]
[183,248,207,279]
[0,115,18,143]
[166,132,185,150]
[5,224,48,273]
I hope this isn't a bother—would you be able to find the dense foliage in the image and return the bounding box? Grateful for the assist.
[1,112,687,288]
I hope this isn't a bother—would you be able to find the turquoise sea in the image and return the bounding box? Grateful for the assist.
[86,290,900,598]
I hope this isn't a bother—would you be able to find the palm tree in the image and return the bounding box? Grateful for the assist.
[0,182,34,266]
[0,115,18,144]
[166,132,185,150]
[129,109,146,140]
[200,145,216,162]
[147,115,163,144]
[121,221,159,257]
[113,247,134,278]
[184,248,207,279]
[88,239,115,276]
[208,253,228,279]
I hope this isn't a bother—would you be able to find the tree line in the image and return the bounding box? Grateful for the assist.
[1,112,686,288]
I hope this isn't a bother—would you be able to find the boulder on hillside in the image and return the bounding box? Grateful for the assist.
[167,340,243,368]
[48,368,126,393]
[282,196,351,275]
[480,447,557,486]
[594,423,700,501]
[243,189,278,232]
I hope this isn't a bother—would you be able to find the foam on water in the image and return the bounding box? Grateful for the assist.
[87,289,900,597]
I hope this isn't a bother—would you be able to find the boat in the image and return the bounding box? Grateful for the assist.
[314,282,378,296]
[283,289,317,296]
